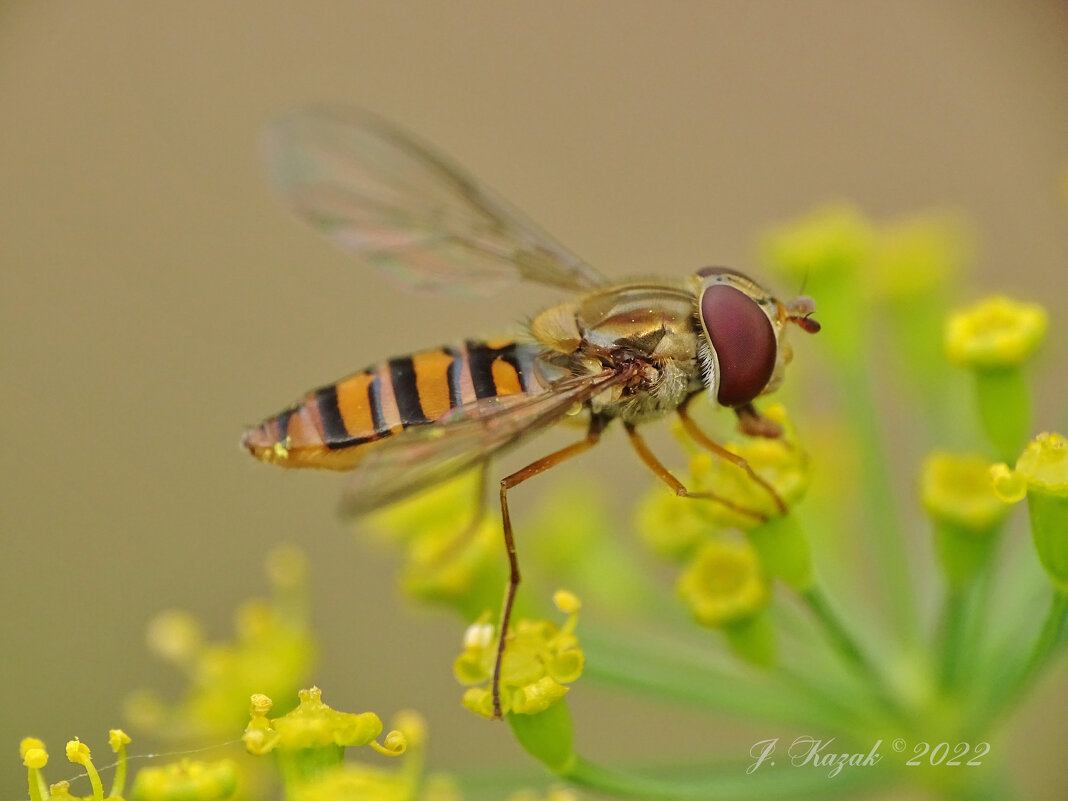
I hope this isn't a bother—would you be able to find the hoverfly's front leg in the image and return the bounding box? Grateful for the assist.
[624,422,769,523]
[493,414,608,719]
[734,401,785,440]
[676,397,787,515]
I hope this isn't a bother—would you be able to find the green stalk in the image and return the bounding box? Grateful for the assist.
[801,586,905,720]
[839,359,918,644]
[581,627,859,732]
[1011,590,1068,695]
[563,756,884,801]
[937,588,969,691]
[973,590,1068,728]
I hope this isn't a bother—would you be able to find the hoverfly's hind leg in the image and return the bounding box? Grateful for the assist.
[676,397,787,515]
[492,414,608,719]
[624,422,770,523]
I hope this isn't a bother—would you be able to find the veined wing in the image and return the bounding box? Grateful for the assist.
[262,107,609,296]
[339,367,632,516]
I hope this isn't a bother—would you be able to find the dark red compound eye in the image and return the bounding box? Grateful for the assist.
[700,284,777,406]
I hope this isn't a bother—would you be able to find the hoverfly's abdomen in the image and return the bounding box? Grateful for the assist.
[242,340,540,470]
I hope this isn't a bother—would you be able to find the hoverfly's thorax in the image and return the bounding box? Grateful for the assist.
[573,281,698,361]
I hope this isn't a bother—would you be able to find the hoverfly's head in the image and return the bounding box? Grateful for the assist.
[692,267,820,408]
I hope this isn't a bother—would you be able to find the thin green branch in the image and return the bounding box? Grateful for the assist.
[581,627,864,733]
[840,359,919,645]
[563,756,884,801]
[800,586,906,722]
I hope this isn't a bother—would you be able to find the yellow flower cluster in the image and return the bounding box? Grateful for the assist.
[125,546,315,741]
[366,471,502,615]
[688,405,811,530]
[132,759,239,801]
[243,686,403,757]
[20,730,238,801]
[455,591,584,718]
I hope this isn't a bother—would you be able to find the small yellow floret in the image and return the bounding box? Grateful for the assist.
[677,540,770,628]
[108,729,131,752]
[990,463,1028,504]
[132,758,238,801]
[390,709,427,749]
[145,610,204,663]
[873,212,970,299]
[761,204,874,281]
[20,738,45,760]
[65,738,90,766]
[552,590,581,614]
[945,296,1047,369]
[1015,432,1068,497]
[23,747,48,769]
[921,452,1009,532]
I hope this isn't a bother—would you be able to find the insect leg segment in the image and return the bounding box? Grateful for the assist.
[733,401,785,440]
[677,398,787,514]
[623,422,768,523]
[492,413,609,718]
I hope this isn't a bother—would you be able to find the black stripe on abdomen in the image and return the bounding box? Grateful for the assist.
[466,340,518,399]
[389,356,429,427]
[315,386,351,446]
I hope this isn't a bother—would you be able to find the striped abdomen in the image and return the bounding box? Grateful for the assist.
[243,340,542,470]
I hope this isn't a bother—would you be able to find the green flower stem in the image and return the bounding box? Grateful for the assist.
[581,627,861,732]
[773,665,887,734]
[562,755,884,801]
[1012,590,1068,694]
[937,588,970,691]
[972,590,1068,729]
[840,359,918,644]
[800,586,904,720]
[111,752,128,800]
[973,369,1031,463]
[26,768,44,801]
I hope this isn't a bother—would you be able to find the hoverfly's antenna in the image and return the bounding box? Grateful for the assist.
[785,295,821,333]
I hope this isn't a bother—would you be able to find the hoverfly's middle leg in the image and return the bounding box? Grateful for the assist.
[676,397,787,515]
[624,422,769,522]
[492,414,608,719]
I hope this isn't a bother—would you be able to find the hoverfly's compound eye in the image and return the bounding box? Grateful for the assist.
[700,284,777,406]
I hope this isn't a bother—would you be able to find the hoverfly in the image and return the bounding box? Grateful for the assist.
[243,107,820,717]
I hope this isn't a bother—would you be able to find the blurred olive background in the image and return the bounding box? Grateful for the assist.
[2,1,1067,799]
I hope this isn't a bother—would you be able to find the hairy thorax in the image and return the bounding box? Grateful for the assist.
[529,281,704,424]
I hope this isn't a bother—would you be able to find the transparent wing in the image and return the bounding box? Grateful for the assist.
[339,368,629,516]
[262,107,609,296]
